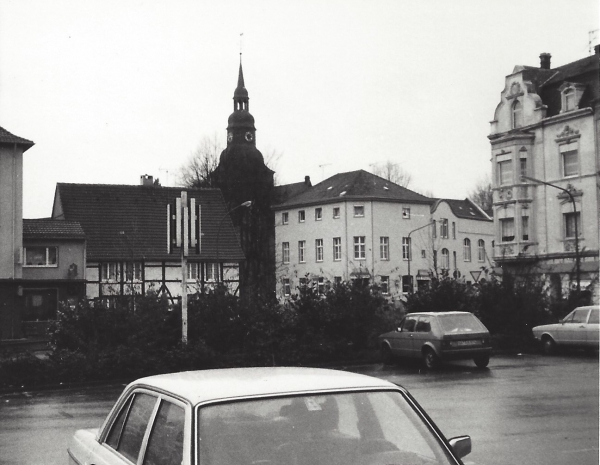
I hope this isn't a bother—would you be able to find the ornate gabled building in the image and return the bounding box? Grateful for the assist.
[213,58,276,296]
[489,47,599,302]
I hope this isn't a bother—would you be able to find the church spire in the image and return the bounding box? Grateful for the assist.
[233,54,249,111]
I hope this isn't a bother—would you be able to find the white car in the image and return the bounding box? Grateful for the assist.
[68,367,472,465]
[532,306,599,354]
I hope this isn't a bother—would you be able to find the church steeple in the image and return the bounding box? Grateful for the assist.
[227,55,256,146]
[233,57,249,111]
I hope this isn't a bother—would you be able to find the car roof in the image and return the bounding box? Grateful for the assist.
[130,367,397,406]
[406,311,474,317]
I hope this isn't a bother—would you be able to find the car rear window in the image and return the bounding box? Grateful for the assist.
[437,314,487,333]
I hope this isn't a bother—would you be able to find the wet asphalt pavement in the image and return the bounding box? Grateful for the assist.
[0,353,597,465]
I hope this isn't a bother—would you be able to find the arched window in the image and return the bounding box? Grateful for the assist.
[512,100,523,129]
[441,248,449,269]
[463,238,471,262]
[478,240,485,262]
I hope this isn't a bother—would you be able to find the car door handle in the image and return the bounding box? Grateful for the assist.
[579,325,586,328]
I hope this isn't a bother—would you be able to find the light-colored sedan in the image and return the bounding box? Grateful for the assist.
[532,305,599,354]
[68,367,473,465]
[379,312,492,369]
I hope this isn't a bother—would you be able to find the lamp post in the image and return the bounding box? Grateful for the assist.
[521,175,580,292]
[406,221,435,293]
[216,201,252,283]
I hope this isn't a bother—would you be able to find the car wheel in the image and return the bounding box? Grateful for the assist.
[542,336,556,355]
[473,354,490,368]
[423,348,440,369]
[381,344,394,364]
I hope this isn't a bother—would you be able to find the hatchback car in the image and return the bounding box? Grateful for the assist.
[68,367,473,465]
[379,311,492,369]
[532,305,599,354]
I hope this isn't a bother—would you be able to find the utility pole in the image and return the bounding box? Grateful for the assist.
[178,191,189,344]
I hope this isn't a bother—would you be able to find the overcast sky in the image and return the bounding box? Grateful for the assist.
[1,0,597,218]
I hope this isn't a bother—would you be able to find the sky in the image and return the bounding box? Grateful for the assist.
[0,0,598,219]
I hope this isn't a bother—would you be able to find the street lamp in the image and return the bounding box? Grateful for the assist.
[521,175,580,292]
[216,200,252,282]
[406,221,435,293]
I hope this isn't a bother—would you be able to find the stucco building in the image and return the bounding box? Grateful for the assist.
[489,47,599,302]
[273,170,494,302]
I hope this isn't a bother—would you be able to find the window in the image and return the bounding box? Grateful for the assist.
[432,220,437,238]
[144,400,185,465]
[564,88,575,111]
[298,241,306,263]
[402,275,413,294]
[125,262,142,281]
[283,278,290,296]
[512,99,523,128]
[282,242,290,264]
[108,393,157,463]
[187,263,200,280]
[23,289,58,321]
[522,216,529,241]
[380,276,389,294]
[520,157,527,179]
[353,236,366,260]
[205,263,218,281]
[478,239,485,262]
[402,237,411,261]
[298,210,305,223]
[299,277,307,287]
[441,249,449,269]
[282,212,289,224]
[402,207,410,219]
[101,262,119,281]
[500,218,515,242]
[333,237,342,261]
[415,317,431,333]
[440,219,448,238]
[562,150,578,177]
[333,207,340,219]
[421,249,426,259]
[564,212,581,239]
[315,208,322,221]
[353,205,364,217]
[452,222,456,239]
[463,238,471,261]
[498,160,512,185]
[24,246,58,267]
[380,237,389,260]
[316,277,325,295]
[334,276,342,286]
[315,239,324,262]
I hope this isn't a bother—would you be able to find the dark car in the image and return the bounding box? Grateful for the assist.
[379,311,492,369]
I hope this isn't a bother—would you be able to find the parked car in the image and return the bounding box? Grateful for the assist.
[68,367,473,465]
[532,305,599,354]
[379,311,492,369]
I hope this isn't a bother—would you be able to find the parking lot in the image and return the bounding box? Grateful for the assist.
[0,352,597,465]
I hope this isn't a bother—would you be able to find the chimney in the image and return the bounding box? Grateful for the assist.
[539,53,551,69]
[140,174,154,186]
[304,175,312,187]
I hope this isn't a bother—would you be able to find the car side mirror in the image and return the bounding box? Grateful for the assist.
[397,327,402,332]
[448,435,471,459]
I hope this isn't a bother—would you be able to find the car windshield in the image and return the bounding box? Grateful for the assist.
[197,391,454,465]
[437,314,487,333]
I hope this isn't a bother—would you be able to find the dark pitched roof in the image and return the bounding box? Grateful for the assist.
[432,198,492,222]
[273,170,432,209]
[23,219,86,240]
[272,181,312,205]
[0,126,34,150]
[53,183,245,262]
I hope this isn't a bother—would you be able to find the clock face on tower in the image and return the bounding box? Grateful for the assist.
[245,131,254,142]
[227,132,233,142]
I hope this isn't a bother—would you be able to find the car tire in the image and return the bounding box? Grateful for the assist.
[542,336,556,355]
[473,355,490,368]
[381,344,394,364]
[423,348,440,369]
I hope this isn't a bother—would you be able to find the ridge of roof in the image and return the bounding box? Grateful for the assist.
[433,198,492,222]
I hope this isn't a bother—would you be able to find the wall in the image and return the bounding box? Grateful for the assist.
[0,145,23,279]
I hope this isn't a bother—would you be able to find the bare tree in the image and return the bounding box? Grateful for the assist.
[370,160,412,188]
[468,175,493,215]
[178,133,222,188]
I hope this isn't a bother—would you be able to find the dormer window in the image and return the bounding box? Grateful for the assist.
[512,100,523,129]
[559,82,585,113]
